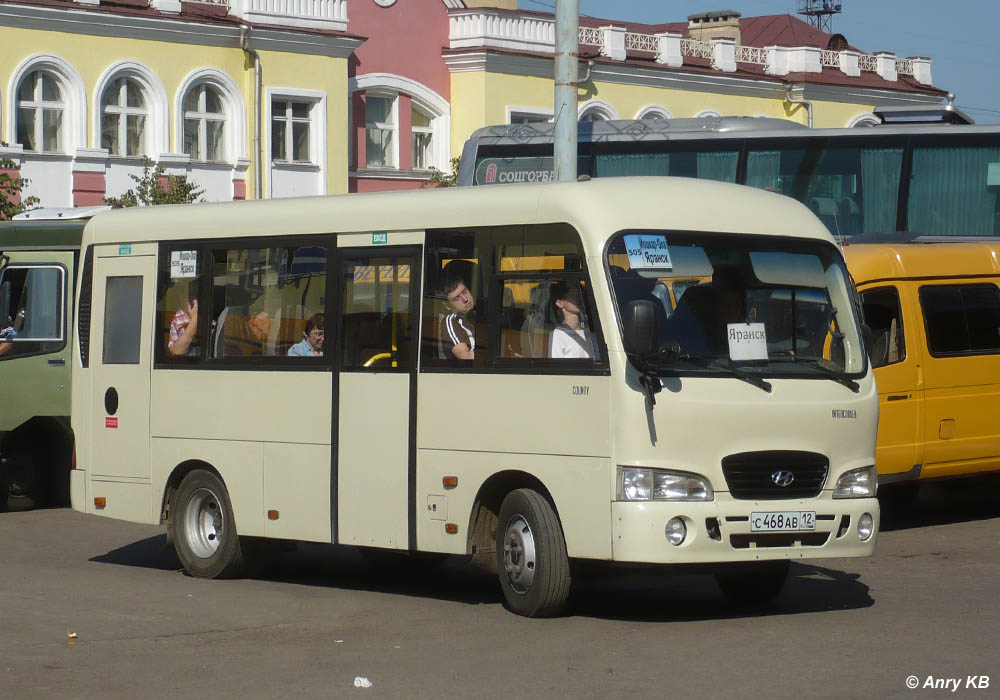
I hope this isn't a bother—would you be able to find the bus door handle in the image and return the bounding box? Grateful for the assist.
[48,358,66,367]
[886,394,910,401]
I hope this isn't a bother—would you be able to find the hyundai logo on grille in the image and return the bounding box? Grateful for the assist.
[771,470,795,487]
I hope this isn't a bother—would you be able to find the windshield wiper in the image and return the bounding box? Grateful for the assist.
[677,354,773,393]
[772,357,860,393]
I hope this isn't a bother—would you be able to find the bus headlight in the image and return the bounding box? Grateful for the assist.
[618,468,714,502]
[833,466,877,499]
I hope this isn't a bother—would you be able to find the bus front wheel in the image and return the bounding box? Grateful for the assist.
[496,488,572,617]
[170,470,247,579]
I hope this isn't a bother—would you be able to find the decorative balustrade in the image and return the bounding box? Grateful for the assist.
[578,27,603,46]
[446,10,927,84]
[625,32,658,53]
[734,45,767,65]
[857,54,879,72]
[229,0,347,31]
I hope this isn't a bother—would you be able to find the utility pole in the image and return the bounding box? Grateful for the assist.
[554,0,578,182]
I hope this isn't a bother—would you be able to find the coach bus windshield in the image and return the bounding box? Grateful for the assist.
[607,230,865,383]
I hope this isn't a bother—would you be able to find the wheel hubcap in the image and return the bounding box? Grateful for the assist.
[184,488,224,558]
[502,515,536,593]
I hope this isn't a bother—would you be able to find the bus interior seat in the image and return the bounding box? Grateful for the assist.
[809,197,840,234]
[500,286,525,358]
[838,196,861,235]
[863,304,891,367]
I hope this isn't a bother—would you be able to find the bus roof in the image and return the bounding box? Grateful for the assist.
[0,218,87,250]
[843,242,1000,285]
[83,177,836,257]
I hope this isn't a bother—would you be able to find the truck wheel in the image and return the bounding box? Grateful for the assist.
[169,470,247,579]
[714,559,790,606]
[496,488,572,617]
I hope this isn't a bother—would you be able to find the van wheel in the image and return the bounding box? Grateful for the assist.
[496,489,572,617]
[169,470,247,579]
[5,454,42,511]
[714,560,790,606]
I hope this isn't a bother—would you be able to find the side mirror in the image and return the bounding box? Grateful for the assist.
[860,322,874,359]
[623,300,657,357]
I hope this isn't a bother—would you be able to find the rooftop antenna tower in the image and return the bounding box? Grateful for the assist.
[797,0,842,33]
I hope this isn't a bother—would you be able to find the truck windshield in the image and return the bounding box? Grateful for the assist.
[607,230,865,378]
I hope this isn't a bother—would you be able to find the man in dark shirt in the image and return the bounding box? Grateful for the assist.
[440,277,476,360]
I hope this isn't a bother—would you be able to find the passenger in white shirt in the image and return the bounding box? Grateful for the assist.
[549,283,593,359]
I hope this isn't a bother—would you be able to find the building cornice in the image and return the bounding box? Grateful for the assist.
[443,50,943,104]
[0,3,363,57]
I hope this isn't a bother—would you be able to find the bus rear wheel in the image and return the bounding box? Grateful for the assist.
[714,559,790,607]
[496,488,572,617]
[170,470,247,579]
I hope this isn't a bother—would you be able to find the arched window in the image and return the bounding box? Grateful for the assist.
[578,100,618,122]
[697,109,722,118]
[16,70,64,152]
[183,84,226,162]
[636,105,672,121]
[849,113,881,128]
[101,77,148,157]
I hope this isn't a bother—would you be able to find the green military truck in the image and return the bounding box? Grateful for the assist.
[0,208,102,510]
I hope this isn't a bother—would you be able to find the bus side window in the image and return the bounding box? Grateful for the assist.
[0,265,65,360]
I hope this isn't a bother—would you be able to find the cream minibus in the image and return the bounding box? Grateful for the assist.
[70,177,879,617]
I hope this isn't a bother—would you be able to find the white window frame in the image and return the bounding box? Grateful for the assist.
[265,87,327,196]
[364,90,398,169]
[635,105,672,121]
[94,61,169,159]
[410,104,435,171]
[100,77,149,158]
[183,84,227,162]
[350,74,451,176]
[697,109,722,118]
[271,99,312,164]
[8,55,86,154]
[175,69,247,166]
[506,106,553,125]
[578,99,618,122]
[848,112,881,128]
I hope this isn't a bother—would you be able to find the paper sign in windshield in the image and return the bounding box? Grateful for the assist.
[170,250,198,278]
[624,234,672,271]
[727,323,768,361]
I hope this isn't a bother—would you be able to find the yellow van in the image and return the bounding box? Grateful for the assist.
[845,242,1000,499]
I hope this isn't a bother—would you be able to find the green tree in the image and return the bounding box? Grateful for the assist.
[0,143,41,221]
[105,157,204,207]
[421,157,461,188]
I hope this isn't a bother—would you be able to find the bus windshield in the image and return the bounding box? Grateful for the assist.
[607,230,865,377]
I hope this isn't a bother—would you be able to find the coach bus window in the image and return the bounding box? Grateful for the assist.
[0,265,65,360]
[102,276,143,365]
[746,146,903,237]
[158,249,204,361]
[909,145,1000,237]
[210,245,327,360]
[341,256,412,369]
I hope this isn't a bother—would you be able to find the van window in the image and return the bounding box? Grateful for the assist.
[860,287,905,367]
[919,283,1000,356]
[158,249,204,361]
[0,265,65,360]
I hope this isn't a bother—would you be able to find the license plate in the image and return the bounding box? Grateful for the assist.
[750,511,816,532]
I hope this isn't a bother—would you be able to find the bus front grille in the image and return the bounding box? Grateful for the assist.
[721,450,829,499]
[729,532,830,549]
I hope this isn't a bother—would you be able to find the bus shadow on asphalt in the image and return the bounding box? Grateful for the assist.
[91,538,872,621]
[879,476,1000,533]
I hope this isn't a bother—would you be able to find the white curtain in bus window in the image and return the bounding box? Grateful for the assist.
[908,146,1000,237]
[211,246,327,359]
[0,266,64,360]
[696,151,738,183]
[594,152,669,177]
[859,148,902,232]
[102,276,143,365]
[340,256,412,369]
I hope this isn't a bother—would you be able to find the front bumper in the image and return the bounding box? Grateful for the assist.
[612,494,878,563]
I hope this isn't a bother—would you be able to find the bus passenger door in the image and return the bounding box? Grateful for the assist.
[335,247,420,549]
[90,246,155,480]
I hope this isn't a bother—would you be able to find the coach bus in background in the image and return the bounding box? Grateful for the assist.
[0,207,105,510]
[460,105,1000,500]
[70,178,879,617]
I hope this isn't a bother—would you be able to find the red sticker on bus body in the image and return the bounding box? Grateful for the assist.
[106,417,118,429]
